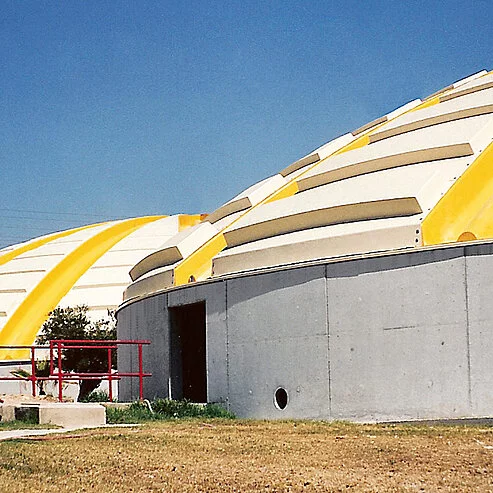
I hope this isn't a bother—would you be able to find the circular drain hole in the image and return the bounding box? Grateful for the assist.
[274,387,288,410]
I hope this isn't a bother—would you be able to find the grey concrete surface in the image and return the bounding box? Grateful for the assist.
[118,293,170,401]
[464,244,493,416]
[226,266,329,419]
[327,252,470,421]
[117,242,493,422]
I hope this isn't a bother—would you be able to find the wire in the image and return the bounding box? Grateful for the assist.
[0,225,65,231]
[0,215,95,224]
[0,208,101,217]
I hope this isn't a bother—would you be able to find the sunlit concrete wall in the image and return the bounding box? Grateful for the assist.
[118,240,493,422]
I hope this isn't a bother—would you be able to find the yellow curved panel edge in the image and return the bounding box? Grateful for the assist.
[0,223,102,268]
[409,96,439,112]
[334,134,370,155]
[264,181,299,204]
[178,214,203,231]
[172,180,303,283]
[173,233,227,286]
[0,216,164,360]
[422,141,493,245]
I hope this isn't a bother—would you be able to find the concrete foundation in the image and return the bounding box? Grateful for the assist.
[117,241,493,422]
[1,402,106,427]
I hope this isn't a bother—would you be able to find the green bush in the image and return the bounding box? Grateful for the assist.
[106,399,235,424]
[36,306,116,401]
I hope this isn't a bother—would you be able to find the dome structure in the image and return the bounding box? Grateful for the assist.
[118,70,493,423]
[125,69,493,301]
[0,214,200,359]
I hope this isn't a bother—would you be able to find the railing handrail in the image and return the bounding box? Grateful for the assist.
[0,340,151,401]
[49,339,150,345]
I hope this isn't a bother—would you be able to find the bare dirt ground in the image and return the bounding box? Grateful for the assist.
[1,420,493,492]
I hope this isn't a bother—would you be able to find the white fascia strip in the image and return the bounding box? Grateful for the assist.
[214,216,421,277]
[207,174,287,224]
[370,89,493,143]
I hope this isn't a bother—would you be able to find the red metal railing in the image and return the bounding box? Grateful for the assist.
[0,339,151,401]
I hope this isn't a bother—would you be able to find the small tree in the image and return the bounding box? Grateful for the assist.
[36,306,116,401]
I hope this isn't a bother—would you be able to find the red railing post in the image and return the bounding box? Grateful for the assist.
[30,346,36,397]
[57,341,63,402]
[49,341,54,376]
[107,347,113,402]
[138,343,144,400]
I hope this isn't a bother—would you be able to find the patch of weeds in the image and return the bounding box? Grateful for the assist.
[106,399,235,424]
[0,450,39,475]
[106,402,154,424]
[0,459,35,474]
[80,390,112,402]
[151,399,235,419]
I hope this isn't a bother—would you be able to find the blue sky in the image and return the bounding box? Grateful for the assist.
[1,0,492,248]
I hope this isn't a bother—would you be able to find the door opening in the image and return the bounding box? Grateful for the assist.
[169,301,207,403]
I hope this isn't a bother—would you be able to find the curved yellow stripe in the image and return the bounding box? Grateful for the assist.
[0,216,164,360]
[410,96,440,112]
[422,142,493,245]
[264,181,299,204]
[0,223,103,268]
[174,233,227,285]
[334,134,370,155]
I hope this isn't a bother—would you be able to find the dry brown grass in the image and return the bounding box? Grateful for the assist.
[1,420,493,492]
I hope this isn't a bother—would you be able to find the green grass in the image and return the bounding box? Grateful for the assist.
[0,418,59,430]
[106,399,235,423]
[1,420,493,492]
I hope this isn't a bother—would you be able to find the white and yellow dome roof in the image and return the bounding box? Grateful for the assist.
[126,69,493,300]
[0,215,200,357]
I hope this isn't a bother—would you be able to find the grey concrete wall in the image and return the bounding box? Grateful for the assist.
[464,243,493,417]
[118,293,169,401]
[118,243,493,422]
[327,249,470,421]
[227,265,329,419]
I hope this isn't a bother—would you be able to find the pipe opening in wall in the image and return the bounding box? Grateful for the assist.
[274,387,288,410]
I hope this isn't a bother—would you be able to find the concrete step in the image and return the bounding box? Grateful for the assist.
[1,402,106,427]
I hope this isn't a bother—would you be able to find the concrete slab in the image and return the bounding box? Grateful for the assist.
[38,403,106,427]
[1,402,106,427]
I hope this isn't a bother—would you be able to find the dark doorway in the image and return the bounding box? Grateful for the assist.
[169,301,207,402]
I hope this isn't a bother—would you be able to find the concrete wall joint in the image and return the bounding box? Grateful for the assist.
[225,280,230,411]
[464,257,472,408]
[324,265,332,417]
